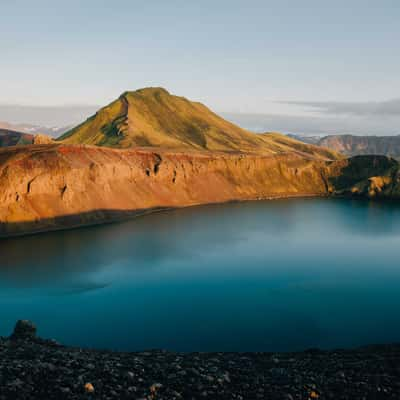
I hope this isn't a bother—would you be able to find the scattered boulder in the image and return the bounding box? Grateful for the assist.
[84,382,95,393]
[10,320,37,340]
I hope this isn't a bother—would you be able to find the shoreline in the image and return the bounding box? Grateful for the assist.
[0,193,329,240]
[2,192,397,240]
[2,321,400,399]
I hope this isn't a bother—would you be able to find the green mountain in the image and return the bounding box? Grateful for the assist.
[59,87,339,159]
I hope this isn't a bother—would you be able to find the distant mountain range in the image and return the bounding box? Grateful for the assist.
[0,129,34,147]
[0,121,70,137]
[290,134,400,158]
[0,128,54,147]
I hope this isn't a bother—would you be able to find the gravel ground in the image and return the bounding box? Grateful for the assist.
[1,321,400,399]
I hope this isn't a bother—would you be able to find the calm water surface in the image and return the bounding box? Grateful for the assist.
[1,198,400,352]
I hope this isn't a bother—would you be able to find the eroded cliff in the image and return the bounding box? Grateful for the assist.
[0,144,333,237]
[0,144,397,237]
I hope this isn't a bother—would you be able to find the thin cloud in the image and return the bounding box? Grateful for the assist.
[279,99,400,116]
[222,112,400,136]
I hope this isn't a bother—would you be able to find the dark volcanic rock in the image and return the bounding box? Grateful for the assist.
[10,320,37,340]
[0,321,400,399]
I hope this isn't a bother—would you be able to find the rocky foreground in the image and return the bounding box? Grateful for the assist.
[1,321,400,399]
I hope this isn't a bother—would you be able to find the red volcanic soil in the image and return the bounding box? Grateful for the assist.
[0,144,397,237]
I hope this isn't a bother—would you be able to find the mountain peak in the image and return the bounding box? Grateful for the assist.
[120,87,171,99]
[59,87,263,151]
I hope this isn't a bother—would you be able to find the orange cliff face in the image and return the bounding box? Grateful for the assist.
[1,144,398,237]
[0,144,336,237]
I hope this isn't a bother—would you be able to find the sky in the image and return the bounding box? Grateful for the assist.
[1,0,400,134]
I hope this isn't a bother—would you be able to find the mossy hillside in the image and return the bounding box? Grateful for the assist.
[58,87,340,160]
[59,98,127,146]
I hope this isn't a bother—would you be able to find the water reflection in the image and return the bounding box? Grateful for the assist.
[0,200,298,285]
[0,199,399,352]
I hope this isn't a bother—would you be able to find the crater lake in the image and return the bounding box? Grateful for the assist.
[1,198,400,352]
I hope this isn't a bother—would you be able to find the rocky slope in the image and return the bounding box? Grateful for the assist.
[326,155,400,197]
[0,144,333,237]
[0,143,397,237]
[2,320,400,399]
[0,121,70,137]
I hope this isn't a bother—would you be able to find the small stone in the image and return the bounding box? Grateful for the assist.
[189,367,200,376]
[8,378,24,387]
[336,371,345,379]
[150,383,163,393]
[84,382,95,393]
[126,371,135,380]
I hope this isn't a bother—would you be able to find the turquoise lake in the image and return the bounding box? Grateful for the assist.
[1,198,400,352]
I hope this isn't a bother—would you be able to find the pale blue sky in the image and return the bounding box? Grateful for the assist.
[1,0,400,135]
